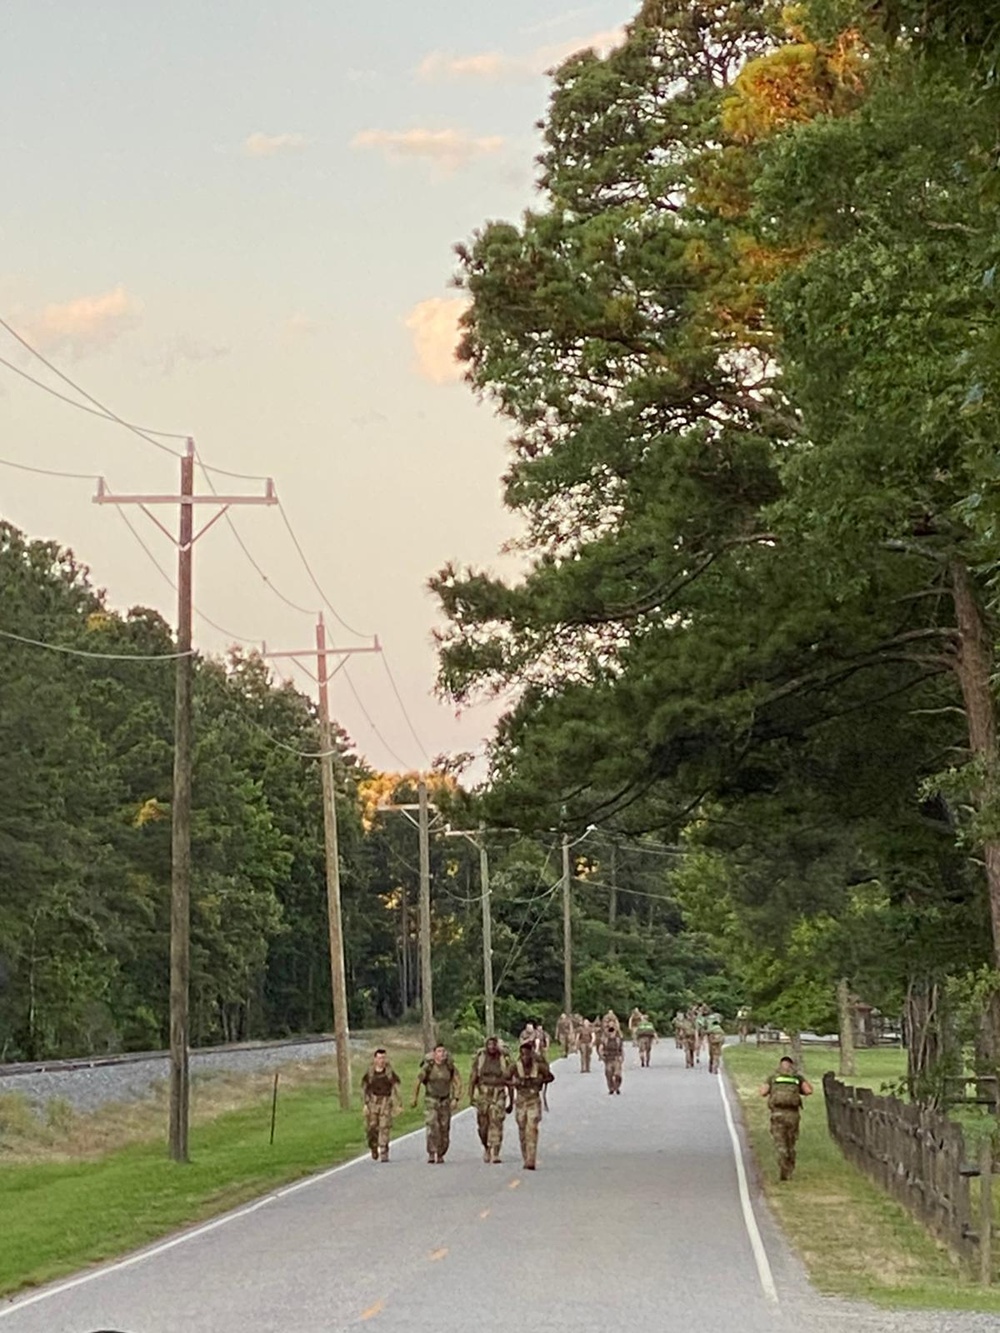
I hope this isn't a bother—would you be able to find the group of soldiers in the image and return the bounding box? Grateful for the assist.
[361,1035,554,1171]
[362,1007,811,1183]
[671,1003,726,1072]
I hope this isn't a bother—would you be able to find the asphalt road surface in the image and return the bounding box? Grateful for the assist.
[0,1043,988,1333]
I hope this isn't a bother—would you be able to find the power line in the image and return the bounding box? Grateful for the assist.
[192,450,316,616]
[0,352,189,443]
[342,662,416,771]
[381,653,431,764]
[0,453,102,482]
[0,317,186,455]
[113,508,257,646]
[0,625,193,661]
[277,501,373,640]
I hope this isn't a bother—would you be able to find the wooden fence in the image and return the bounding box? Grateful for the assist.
[823,1073,994,1279]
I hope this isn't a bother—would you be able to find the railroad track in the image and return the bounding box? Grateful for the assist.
[0,1033,338,1080]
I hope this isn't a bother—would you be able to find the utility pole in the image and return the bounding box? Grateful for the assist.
[95,440,276,1162]
[608,840,618,958]
[378,782,441,1053]
[562,832,573,1017]
[418,778,434,1054]
[263,619,380,1110]
[444,825,495,1036]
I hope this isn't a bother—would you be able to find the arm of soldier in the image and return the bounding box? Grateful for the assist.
[800,1077,814,1097]
[390,1070,402,1113]
[411,1071,425,1109]
[468,1057,479,1105]
[504,1063,516,1113]
[758,1077,772,1098]
[451,1068,464,1106]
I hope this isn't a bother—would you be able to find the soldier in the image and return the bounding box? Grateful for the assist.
[519,1021,537,1052]
[469,1035,508,1164]
[412,1044,462,1164]
[694,1003,710,1062]
[506,1035,554,1170]
[628,1006,644,1046]
[736,1005,752,1043]
[706,1013,725,1074]
[635,1015,657,1068]
[759,1056,813,1180]
[672,1009,686,1049]
[577,1017,594,1073]
[535,1022,551,1056]
[679,1010,697,1068]
[599,1020,625,1094]
[555,1012,574,1058]
[361,1047,401,1162]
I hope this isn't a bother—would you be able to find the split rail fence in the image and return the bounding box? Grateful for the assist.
[823,1073,996,1283]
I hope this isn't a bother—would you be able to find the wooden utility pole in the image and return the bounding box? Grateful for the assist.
[445,826,495,1036]
[263,620,380,1110]
[608,840,618,958]
[418,778,434,1053]
[95,440,276,1162]
[378,783,441,1052]
[562,832,573,1017]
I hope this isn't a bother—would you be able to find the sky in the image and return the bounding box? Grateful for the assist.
[0,0,637,774]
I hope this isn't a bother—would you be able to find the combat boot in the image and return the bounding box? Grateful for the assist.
[370,1145,378,1160]
[483,1146,491,1163]
[491,1146,502,1164]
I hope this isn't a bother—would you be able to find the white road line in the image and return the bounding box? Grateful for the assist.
[717,1068,779,1304]
[0,1110,475,1320]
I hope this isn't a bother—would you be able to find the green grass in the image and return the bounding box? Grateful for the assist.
[725,1045,1000,1313]
[0,1052,426,1299]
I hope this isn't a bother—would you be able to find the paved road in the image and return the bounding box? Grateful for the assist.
[0,1043,989,1332]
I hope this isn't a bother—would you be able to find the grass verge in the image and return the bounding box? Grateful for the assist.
[725,1045,1000,1313]
[0,1044,430,1299]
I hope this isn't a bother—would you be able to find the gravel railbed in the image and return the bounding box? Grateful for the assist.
[0,1039,352,1116]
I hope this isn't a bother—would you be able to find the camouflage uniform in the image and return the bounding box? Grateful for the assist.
[577,1018,594,1073]
[414,1053,462,1163]
[555,1012,574,1057]
[706,1018,725,1074]
[469,1043,508,1163]
[765,1068,807,1180]
[507,1047,554,1170]
[680,1013,697,1068]
[672,1010,685,1049]
[628,1007,644,1046]
[600,1026,624,1094]
[361,1059,400,1162]
[635,1019,656,1068]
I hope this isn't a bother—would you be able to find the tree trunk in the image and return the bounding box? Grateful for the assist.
[950,559,1000,965]
[837,978,857,1078]
[789,1030,804,1071]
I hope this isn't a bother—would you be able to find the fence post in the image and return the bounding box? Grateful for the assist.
[980,1135,993,1287]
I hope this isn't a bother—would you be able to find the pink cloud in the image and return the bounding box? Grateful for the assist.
[353,128,505,175]
[404,297,470,384]
[417,27,626,84]
[20,286,140,359]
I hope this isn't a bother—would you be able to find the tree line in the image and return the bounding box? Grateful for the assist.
[0,521,722,1062]
[432,0,1000,1097]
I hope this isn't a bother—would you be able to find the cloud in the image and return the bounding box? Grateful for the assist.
[243,131,309,158]
[353,128,504,175]
[417,26,626,85]
[404,296,470,385]
[159,335,231,375]
[21,286,140,359]
[521,7,596,36]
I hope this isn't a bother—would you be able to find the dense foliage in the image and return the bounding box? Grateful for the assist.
[432,0,1000,1080]
[0,521,718,1061]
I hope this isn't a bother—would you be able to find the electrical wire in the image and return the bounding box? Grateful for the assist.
[0,352,189,443]
[113,508,258,646]
[341,662,417,771]
[0,317,186,455]
[381,652,431,764]
[276,501,373,640]
[0,626,193,661]
[0,454,102,482]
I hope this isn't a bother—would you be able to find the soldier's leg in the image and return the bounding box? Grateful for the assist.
[424,1102,439,1162]
[438,1102,452,1161]
[476,1099,490,1158]
[365,1106,379,1158]
[605,1060,615,1093]
[488,1094,504,1161]
[378,1101,392,1160]
[523,1102,541,1168]
[516,1102,529,1163]
[614,1060,623,1093]
[785,1115,801,1175]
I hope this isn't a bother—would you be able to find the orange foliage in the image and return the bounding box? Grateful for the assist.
[722,29,868,146]
[358,770,458,830]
